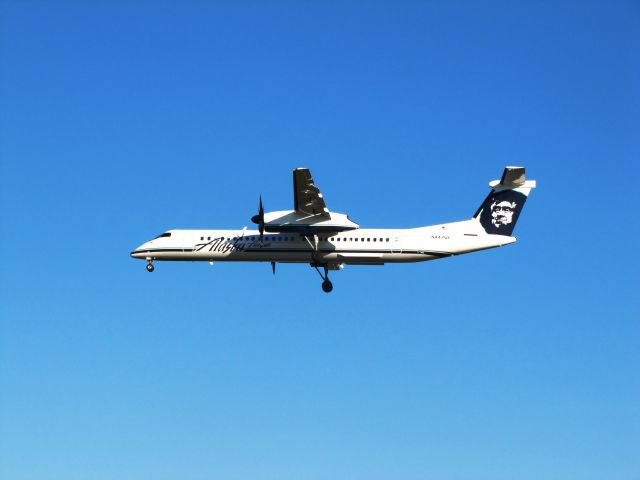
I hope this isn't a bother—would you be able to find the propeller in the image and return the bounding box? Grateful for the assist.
[251,195,265,243]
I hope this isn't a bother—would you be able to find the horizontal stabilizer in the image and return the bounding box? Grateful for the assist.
[500,166,525,187]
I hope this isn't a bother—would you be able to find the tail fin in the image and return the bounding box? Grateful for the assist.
[473,166,536,236]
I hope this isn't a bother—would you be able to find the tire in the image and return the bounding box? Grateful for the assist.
[321,280,333,293]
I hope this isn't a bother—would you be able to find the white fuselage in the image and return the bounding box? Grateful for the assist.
[130,219,516,266]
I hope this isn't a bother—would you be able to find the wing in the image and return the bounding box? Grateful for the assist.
[293,168,331,218]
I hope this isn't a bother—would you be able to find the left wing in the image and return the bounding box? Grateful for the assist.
[293,168,331,218]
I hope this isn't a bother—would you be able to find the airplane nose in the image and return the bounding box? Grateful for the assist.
[130,243,149,258]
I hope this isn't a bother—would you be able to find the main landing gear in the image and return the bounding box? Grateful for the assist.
[146,260,154,272]
[313,264,333,293]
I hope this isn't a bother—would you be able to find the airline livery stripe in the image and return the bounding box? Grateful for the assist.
[132,248,451,257]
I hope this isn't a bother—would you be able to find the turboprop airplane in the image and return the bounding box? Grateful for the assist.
[131,167,536,293]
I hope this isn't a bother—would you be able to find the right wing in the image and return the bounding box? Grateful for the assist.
[293,168,331,218]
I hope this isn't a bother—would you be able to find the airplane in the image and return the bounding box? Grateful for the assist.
[131,167,536,293]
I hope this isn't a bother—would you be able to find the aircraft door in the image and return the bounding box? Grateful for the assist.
[391,237,401,254]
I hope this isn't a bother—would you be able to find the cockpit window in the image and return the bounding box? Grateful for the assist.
[155,232,172,238]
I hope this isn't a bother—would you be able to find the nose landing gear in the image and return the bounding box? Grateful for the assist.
[146,260,154,272]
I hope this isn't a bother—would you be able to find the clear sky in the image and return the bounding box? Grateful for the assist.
[1,1,638,479]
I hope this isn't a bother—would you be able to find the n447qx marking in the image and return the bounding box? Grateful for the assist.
[131,167,536,293]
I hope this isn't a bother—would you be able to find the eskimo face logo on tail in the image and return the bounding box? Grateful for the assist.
[479,190,527,236]
[491,200,516,228]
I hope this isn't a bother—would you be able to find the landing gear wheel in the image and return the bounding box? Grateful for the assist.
[312,264,334,293]
[146,263,154,272]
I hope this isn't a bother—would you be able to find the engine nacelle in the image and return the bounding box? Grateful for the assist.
[263,210,359,235]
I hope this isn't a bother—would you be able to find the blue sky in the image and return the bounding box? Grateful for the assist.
[1,1,638,479]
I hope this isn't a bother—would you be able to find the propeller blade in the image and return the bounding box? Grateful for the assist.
[258,195,265,243]
[250,195,265,243]
[271,261,276,275]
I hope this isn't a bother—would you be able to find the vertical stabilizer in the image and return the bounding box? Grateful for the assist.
[473,166,536,236]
